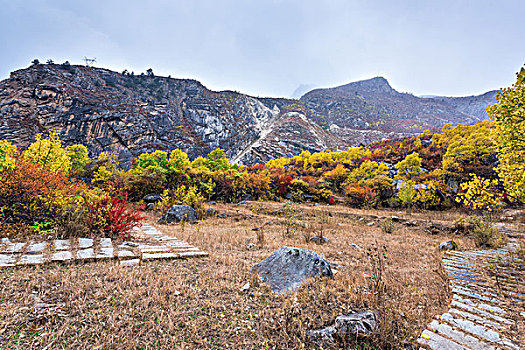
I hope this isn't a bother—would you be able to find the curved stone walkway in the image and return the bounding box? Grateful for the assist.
[0,223,207,268]
[418,225,524,350]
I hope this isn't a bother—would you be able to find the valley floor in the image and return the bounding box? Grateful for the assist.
[0,202,515,349]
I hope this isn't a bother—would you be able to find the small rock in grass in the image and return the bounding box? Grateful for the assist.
[439,240,457,250]
[143,194,161,203]
[240,282,250,292]
[206,207,217,216]
[310,236,329,244]
[351,243,362,249]
[158,205,197,224]
[308,310,377,344]
[217,213,227,218]
[391,216,400,222]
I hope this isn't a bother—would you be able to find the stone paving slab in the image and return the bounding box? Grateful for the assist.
[53,239,70,250]
[418,225,524,350]
[0,223,207,268]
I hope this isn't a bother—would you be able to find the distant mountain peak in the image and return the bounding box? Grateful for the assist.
[338,76,394,94]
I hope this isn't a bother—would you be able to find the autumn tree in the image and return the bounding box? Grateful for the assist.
[67,144,90,176]
[489,66,525,203]
[394,152,422,180]
[456,174,503,212]
[22,132,71,174]
[397,181,417,214]
[0,140,18,172]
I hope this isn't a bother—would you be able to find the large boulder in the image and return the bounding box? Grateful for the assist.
[307,310,377,345]
[250,247,333,294]
[158,205,197,224]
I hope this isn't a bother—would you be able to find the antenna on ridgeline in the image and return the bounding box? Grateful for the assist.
[84,57,96,67]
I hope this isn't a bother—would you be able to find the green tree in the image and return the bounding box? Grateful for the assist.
[204,149,230,171]
[67,144,90,176]
[130,150,169,175]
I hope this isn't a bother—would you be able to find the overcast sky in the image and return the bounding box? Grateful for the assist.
[1,0,524,97]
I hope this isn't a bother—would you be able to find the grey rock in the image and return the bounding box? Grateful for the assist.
[158,205,197,224]
[334,311,377,336]
[310,236,329,244]
[351,243,362,250]
[146,203,155,211]
[206,207,217,216]
[143,194,161,203]
[250,246,333,294]
[217,213,227,218]
[308,311,377,344]
[440,240,458,250]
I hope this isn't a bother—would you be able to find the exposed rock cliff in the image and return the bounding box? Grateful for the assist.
[0,64,497,166]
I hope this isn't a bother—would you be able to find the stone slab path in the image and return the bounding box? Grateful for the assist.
[0,223,207,268]
[418,225,524,350]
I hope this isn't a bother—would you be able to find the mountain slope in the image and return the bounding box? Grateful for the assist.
[300,77,496,144]
[0,64,347,167]
[0,64,497,167]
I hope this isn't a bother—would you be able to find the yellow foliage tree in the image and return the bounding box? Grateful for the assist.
[345,160,388,185]
[0,140,18,172]
[394,152,422,180]
[489,66,525,203]
[23,132,71,174]
[455,174,503,212]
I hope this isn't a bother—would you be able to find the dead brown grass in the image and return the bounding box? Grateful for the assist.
[0,202,463,349]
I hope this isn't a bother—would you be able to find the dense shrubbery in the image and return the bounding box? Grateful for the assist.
[0,136,144,239]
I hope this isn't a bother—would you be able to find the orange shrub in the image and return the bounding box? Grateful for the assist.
[0,158,87,226]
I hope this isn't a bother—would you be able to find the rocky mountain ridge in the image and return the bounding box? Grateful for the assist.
[0,64,497,166]
[300,77,497,143]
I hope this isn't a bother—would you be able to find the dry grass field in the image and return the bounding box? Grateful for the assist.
[0,202,479,349]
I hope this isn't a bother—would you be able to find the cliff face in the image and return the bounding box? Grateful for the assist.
[1,64,342,167]
[0,65,497,166]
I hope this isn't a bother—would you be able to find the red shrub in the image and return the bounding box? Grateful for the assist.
[276,175,293,195]
[87,192,146,239]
